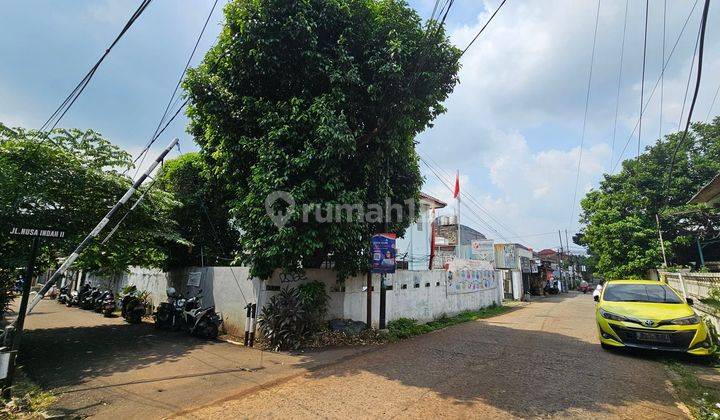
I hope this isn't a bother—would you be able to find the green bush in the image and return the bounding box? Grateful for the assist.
[258,281,329,351]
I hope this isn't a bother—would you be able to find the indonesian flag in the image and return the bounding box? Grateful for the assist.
[453,171,460,199]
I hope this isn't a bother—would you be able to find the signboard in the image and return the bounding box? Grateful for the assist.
[187,271,202,287]
[446,259,497,294]
[520,257,531,273]
[10,227,65,239]
[371,233,396,274]
[471,239,495,265]
[494,243,517,269]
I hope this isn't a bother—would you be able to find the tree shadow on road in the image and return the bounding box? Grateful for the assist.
[298,321,686,418]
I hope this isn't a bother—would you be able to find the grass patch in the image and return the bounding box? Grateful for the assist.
[0,369,55,419]
[387,304,510,340]
[666,361,720,419]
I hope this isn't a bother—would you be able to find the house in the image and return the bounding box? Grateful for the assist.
[431,218,488,269]
[494,243,533,300]
[688,172,720,205]
[395,192,446,270]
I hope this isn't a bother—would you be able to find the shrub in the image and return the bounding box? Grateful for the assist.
[258,282,329,351]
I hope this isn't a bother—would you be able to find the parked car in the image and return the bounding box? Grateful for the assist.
[595,279,715,355]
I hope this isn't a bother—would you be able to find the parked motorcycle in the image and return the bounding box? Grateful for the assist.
[101,291,116,317]
[81,287,100,310]
[70,284,90,307]
[57,286,71,304]
[544,281,560,295]
[178,289,222,339]
[94,290,112,313]
[154,288,222,339]
[120,285,146,324]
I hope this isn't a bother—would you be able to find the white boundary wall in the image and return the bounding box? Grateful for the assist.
[87,267,503,333]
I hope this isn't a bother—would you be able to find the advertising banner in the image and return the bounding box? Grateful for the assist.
[471,239,495,265]
[371,233,396,274]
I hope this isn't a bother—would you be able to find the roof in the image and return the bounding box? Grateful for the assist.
[688,172,720,204]
[420,192,447,208]
[605,279,663,285]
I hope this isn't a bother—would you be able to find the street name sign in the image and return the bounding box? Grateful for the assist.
[9,228,65,239]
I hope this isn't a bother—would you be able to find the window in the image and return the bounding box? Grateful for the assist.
[603,284,683,303]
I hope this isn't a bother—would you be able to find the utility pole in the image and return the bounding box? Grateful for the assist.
[656,213,668,267]
[557,230,564,291]
[26,137,180,314]
[564,229,574,287]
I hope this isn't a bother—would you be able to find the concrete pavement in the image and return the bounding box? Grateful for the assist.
[182,293,689,419]
[18,299,369,418]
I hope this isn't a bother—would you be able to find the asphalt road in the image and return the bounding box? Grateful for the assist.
[18,299,365,418]
[183,293,689,419]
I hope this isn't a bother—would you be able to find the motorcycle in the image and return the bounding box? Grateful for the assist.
[154,288,222,339]
[544,281,560,295]
[70,284,91,307]
[178,289,222,339]
[101,291,116,317]
[81,287,100,310]
[120,285,147,324]
[94,290,112,313]
[57,286,71,304]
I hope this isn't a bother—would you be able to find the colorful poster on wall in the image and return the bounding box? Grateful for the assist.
[446,259,497,294]
[371,233,396,274]
[494,243,518,269]
[471,239,495,265]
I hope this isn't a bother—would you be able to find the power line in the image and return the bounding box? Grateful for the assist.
[610,0,629,169]
[706,82,720,121]
[677,29,701,131]
[610,0,701,173]
[638,0,649,157]
[659,0,667,141]
[568,0,600,230]
[460,0,508,57]
[664,0,712,203]
[128,0,220,177]
[40,0,153,132]
[420,153,521,238]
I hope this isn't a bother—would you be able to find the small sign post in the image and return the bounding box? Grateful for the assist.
[2,228,65,398]
[371,234,396,330]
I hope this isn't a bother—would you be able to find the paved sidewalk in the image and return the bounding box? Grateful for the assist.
[18,299,370,419]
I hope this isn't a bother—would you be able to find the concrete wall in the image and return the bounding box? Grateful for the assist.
[661,271,720,300]
[87,266,504,333]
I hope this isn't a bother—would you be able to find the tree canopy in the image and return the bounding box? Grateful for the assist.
[184,0,461,279]
[0,124,182,277]
[156,152,238,268]
[577,118,720,279]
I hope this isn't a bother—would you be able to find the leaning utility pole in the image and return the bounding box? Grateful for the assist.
[655,213,668,267]
[25,137,180,314]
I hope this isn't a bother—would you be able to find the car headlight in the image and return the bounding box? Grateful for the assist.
[669,315,701,325]
[599,308,629,322]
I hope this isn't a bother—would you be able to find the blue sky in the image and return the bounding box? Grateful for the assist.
[2,1,720,251]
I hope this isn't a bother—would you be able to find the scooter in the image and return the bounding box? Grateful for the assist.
[57,286,71,304]
[178,289,222,339]
[101,291,116,317]
[154,287,180,330]
[121,286,147,324]
[81,287,100,310]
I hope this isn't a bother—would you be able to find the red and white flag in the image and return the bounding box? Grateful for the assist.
[453,171,460,199]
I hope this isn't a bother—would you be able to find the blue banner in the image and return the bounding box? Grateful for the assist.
[371,233,396,274]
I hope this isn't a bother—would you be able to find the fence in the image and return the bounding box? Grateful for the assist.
[85,266,504,334]
[660,271,720,331]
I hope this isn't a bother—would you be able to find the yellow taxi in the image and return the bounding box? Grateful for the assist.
[595,280,715,355]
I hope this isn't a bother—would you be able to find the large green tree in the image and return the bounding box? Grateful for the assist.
[156,152,238,268]
[184,0,460,279]
[577,118,720,278]
[0,124,182,278]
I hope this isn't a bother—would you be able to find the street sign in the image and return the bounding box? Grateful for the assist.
[10,227,65,239]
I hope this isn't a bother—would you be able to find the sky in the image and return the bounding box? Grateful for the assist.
[2,0,720,253]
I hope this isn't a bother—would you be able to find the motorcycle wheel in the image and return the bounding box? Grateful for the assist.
[196,320,218,339]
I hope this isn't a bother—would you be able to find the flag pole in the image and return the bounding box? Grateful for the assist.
[455,170,461,258]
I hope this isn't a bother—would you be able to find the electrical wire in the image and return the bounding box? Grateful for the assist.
[421,153,521,239]
[610,0,629,169]
[128,0,220,177]
[664,0,712,204]
[460,0,508,57]
[659,0,667,141]
[706,82,720,121]
[568,0,600,230]
[610,0,701,173]
[638,0,649,157]
[677,29,701,132]
[40,0,153,132]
